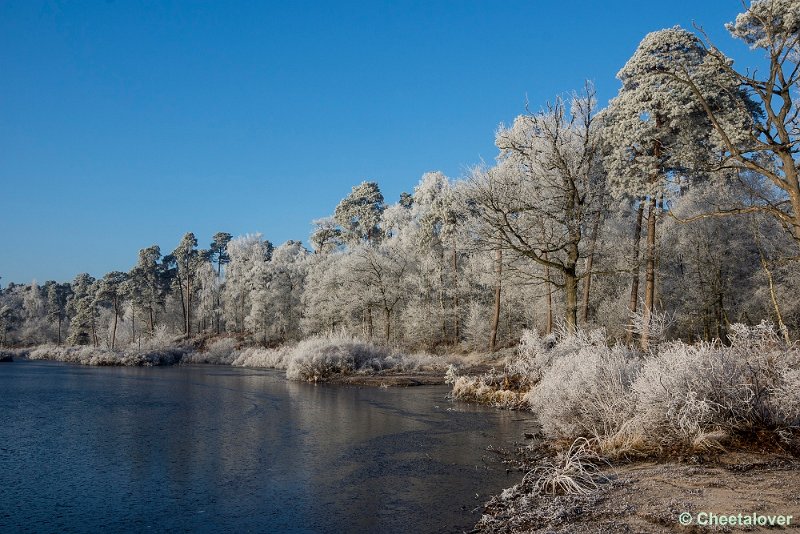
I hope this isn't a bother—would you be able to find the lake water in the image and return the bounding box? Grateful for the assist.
[0,361,534,533]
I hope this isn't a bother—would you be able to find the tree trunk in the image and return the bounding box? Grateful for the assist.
[565,268,578,334]
[177,276,187,335]
[216,259,222,334]
[753,221,791,343]
[439,255,447,342]
[384,307,391,342]
[452,247,460,344]
[365,307,374,339]
[489,248,502,352]
[111,296,118,350]
[641,196,658,351]
[581,210,602,324]
[91,310,98,348]
[626,201,645,344]
[57,315,61,346]
[544,253,553,335]
[186,271,192,337]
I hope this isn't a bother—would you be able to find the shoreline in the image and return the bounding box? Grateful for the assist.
[12,341,506,387]
[474,452,800,533]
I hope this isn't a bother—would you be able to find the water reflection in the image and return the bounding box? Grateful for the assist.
[0,361,534,533]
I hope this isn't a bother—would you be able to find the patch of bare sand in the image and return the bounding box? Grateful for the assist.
[476,453,800,533]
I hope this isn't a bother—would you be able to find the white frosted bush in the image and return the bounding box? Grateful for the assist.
[507,329,551,383]
[183,338,240,364]
[286,333,395,381]
[526,341,640,440]
[27,344,188,366]
[230,333,445,382]
[632,341,736,443]
[139,325,178,350]
[231,346,294,369]
[632,322,800,447]
[456,321,800,455]
[771,366,800,429]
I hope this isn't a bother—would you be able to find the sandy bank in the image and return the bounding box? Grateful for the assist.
[476,453,800,533]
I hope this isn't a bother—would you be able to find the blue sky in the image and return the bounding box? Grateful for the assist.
[1,1,749,284]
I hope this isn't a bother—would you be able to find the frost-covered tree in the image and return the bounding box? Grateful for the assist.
[67,273,98,346]
[45,281,71,345]
[469,87,606,332]
[0,284,25,346]
[605,26,749,348]
[128,245,168,336]
[95,271,128,349]
[310,217,344,254]
[19,281,50,344]
[209,232,232,333]
[222,234,273,335]
[661,0,800,244]
[387,172,467,346]
[265,240,310,341]
[168,233,202,336]
[333,181,386,244]
[209,232,233,277]
[194,260,218,334]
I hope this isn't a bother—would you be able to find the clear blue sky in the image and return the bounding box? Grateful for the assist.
[1,1,749,284]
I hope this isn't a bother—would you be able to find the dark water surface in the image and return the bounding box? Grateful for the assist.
[0,361,534,533]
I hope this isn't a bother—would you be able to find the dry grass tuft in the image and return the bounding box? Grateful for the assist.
[524,438,607,496]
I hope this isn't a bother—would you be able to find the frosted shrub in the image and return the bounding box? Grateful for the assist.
[632,341,735,445]
[631,322,800,449]
[444,364,459,385]
[771,366,800,430]
[626,309,674,352]
[727,320,781,348]
[140,325,179,350]
[27,344,188,366]
[507,329,551,383]
[231,345,294,369]
[450,328,615,410]
[454,319,800,455]
[286,333,396,381]
[526,341,640,441]
[185,338,240,364]
[231,333,445,382]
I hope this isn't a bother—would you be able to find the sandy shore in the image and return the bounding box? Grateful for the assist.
[475,452,800,533]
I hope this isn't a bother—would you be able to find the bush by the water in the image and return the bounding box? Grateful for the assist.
[452,321,800,457]
[27,344,190,366]
[448,329,557,408]
[232,332,446,382]
[183,337,241,364]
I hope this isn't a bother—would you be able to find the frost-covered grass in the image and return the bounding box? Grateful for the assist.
[453,321,800,458]
[449,371,529,408]
[231,332,447,382]
[27,344,190,366]
[524,438,606,496]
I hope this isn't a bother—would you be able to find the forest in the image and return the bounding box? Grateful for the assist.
[2,1,799,356]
